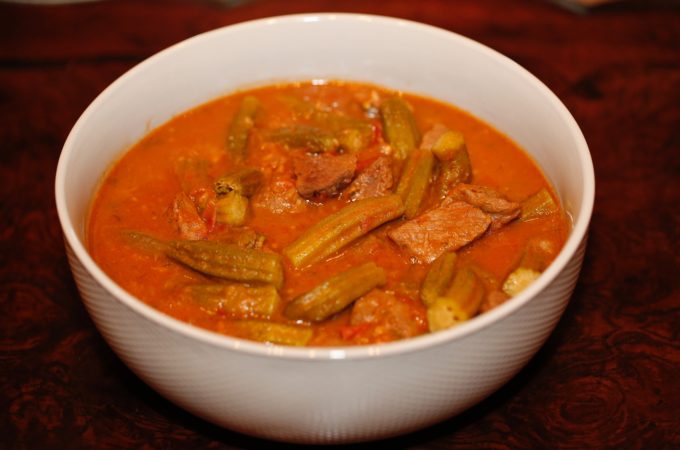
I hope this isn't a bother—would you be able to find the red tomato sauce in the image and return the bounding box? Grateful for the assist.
[87,80,569,346]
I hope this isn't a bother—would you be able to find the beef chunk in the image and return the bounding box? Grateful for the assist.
[388,200,491,263]
[252,174,306,214]
[449,183,520,230]
[349,290,427,343]
[293,153,357,199]
[344,156,394,201]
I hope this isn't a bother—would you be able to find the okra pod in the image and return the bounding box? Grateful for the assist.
[338,124,373,153]
[283,194,405,268]
[520,188,559,220]
[430,130,466,161]
[121,230,168,253]
[122,229,264,253]
[215,191,249,226]
[316,112,374,153]
[502,267,541,297]
[500,239,552,296]
[442,267,485,313]
[431,131,472,197]
[420,252,458,307]
[284,262,387,322]
[380,96,421,159]
[214,167,263,197]
[188,283,280,318]
[314,109,374,153]
[427,267,485,332]
[234,320,313,346]
[395,148,435,218]
[270,125,339,153]
[227,95,260,161]
[167,240,284,289]
[518,238,556,272]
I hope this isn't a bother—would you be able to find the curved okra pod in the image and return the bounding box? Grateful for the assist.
[380,96,421,159]
[396,148,435,219]
[284,262,387,322]
[420,252,458,307]
[283,194,405,268]
[167,240,284,289]
[227,95,260,161]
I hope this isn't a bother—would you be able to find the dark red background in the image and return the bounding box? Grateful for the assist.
[1,0,678,448]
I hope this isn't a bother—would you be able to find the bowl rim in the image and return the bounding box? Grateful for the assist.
[55,12,595,361]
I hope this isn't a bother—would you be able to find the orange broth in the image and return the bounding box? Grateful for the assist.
[87,81,570,346]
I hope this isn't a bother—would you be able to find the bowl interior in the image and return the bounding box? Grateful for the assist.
[56,13,594,358]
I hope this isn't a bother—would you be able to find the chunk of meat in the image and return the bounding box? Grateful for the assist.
[449,183,520,230]
[169,192,207,240]
[344,156,394,201]
[293,153,357,199]
[419,123,450,150]
[251,174,306,214]
[346,290,427,344]
[388,200,491,263]
[249,144,307,214]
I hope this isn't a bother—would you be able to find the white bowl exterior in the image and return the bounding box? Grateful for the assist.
[66,238,585,443]
[56,14,594,443]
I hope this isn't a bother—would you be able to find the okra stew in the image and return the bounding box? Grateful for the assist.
[88,80,570,347]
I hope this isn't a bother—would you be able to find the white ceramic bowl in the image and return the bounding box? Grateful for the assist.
[55,13,594,444]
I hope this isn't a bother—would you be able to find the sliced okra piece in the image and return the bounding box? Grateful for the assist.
[215,191,249,226]
[427,267,485,332]
[502,267,541,297]
[214,167,264,197]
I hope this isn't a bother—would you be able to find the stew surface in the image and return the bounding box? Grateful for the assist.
[88,80,569,346]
